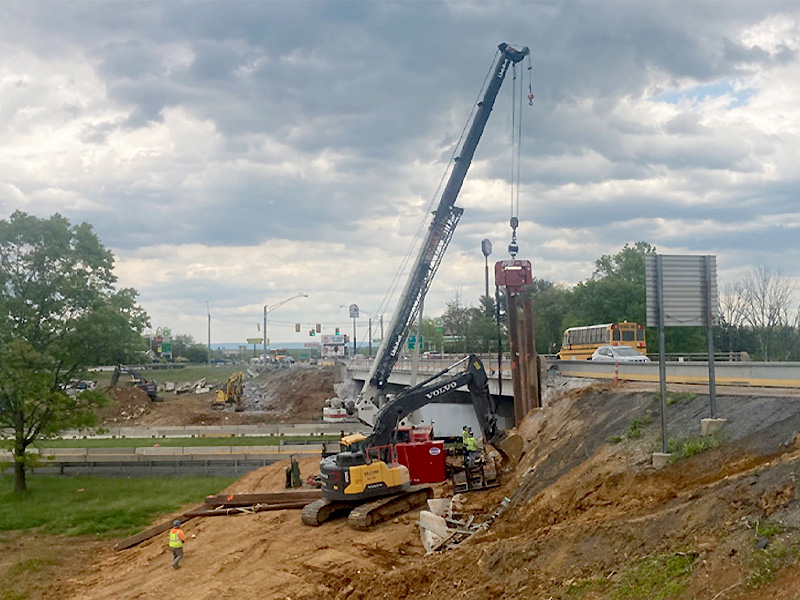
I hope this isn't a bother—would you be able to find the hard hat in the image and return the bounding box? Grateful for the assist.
[173,520,180,527]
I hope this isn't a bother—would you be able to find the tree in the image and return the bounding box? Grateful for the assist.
[0,211,149,493]
[567,242,655,328]
[735,266,798,360]
[525,280,569,354]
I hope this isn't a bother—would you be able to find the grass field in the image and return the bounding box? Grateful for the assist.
[90,364,246,387]
[0,475,236,537]
[33,436,338,448]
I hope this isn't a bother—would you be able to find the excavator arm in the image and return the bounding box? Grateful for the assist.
[362,355,514,460]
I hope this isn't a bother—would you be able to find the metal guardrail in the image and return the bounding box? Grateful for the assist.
[552,360,800,388]
[0,445,324,476]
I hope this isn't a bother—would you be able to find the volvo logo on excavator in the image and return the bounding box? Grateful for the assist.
[425,381,458,399]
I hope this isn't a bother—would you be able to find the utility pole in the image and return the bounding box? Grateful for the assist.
[206,301,211,367]
[262,293,308,363]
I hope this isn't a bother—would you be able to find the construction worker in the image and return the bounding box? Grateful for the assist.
[461,426,470,458]
[464,428,478,468]
[168,520,186,569]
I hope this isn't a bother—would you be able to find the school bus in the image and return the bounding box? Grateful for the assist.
[557,322,646,360]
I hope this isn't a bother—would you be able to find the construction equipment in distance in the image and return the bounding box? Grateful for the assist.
[212,371,244,411]
[302,355,520,529]
[109,365,159,401]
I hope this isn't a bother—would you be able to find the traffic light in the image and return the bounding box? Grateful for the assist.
[315,323,321,333]
[335,327,340,335]
[295,323,301,332]
[309,329,315,337]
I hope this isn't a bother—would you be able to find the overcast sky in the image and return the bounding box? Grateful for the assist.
[2,1,798,346]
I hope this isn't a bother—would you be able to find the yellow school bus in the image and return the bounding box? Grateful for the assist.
[557,322,646,360]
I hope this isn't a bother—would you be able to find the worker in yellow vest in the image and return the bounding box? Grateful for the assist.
[464,428,478,468]
[168,520,186,569]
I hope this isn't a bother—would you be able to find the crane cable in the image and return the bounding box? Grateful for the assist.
[508,53,533,258]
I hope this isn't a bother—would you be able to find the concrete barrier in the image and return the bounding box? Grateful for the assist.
[87,447,136,456]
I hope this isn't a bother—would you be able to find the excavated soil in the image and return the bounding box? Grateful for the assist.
[100,366,335,426]
[30,380,800,599]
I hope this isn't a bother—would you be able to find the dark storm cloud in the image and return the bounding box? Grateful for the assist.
[3,1,799,266]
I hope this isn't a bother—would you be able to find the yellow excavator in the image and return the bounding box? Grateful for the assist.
[301,356,521,529]
[212,371,244,411]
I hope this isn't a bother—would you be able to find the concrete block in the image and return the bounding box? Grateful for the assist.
[188,446,232,455]
[231,446,275,454]
[136,446,185,455]
[701,418,727,436]
[652,452,672,469]
[48,447,88,456]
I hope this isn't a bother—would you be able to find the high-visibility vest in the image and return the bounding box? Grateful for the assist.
[465,436,477,452]
[461,430,470,446]
[169,529,184,548]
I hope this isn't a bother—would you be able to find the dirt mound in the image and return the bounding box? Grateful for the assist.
[99,387,153,423]
[240,367,335,422]
[99,366,335,427]
[62,382,800,600]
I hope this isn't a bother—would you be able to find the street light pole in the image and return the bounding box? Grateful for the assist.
[262,293,308,363]
[481,239,493,302]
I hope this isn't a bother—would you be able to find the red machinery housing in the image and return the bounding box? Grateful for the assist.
[394,425,446,485]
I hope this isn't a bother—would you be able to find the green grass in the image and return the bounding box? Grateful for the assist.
[668,431,726,462]
[626,411,654,440]
[0,475,236,537]
[747,540,795,588]
[33,435,337,448]
[5,557,60,578]
[665,391,697,406]
[611,552,696,600]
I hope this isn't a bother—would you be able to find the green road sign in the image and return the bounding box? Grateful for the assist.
[408,335,423,349]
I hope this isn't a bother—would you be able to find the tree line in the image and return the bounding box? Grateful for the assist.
[425,242,800,362]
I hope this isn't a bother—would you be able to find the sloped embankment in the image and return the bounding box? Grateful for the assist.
[305,383,800,600]
[67,381,800,600]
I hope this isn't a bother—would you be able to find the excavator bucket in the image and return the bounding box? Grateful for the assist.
[492,431,524,466]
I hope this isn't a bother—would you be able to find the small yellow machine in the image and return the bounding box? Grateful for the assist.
[212,372,244,410]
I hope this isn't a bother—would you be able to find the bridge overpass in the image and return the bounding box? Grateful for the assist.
[344,356,800,432]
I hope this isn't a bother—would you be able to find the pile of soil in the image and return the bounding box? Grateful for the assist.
[47,380,800,599]
[100,366,335,427]
[98,387,153,423]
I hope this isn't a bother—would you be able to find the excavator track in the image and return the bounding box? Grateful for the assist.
[301,498,355,526]
[347,485,433,531]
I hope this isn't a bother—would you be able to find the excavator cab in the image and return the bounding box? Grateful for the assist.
[319,442,410,502]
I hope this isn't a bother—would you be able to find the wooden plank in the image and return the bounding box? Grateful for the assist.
[185,501,311,517]
[114,508,202,551]
[204,490,321,507]
[115,492,322,551]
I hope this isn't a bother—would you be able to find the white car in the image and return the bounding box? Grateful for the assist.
[590,345,650,363]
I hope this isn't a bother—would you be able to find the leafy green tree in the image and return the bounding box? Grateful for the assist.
[0,211,149,493]
[170,334,209,363]
[525,280,569,354]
